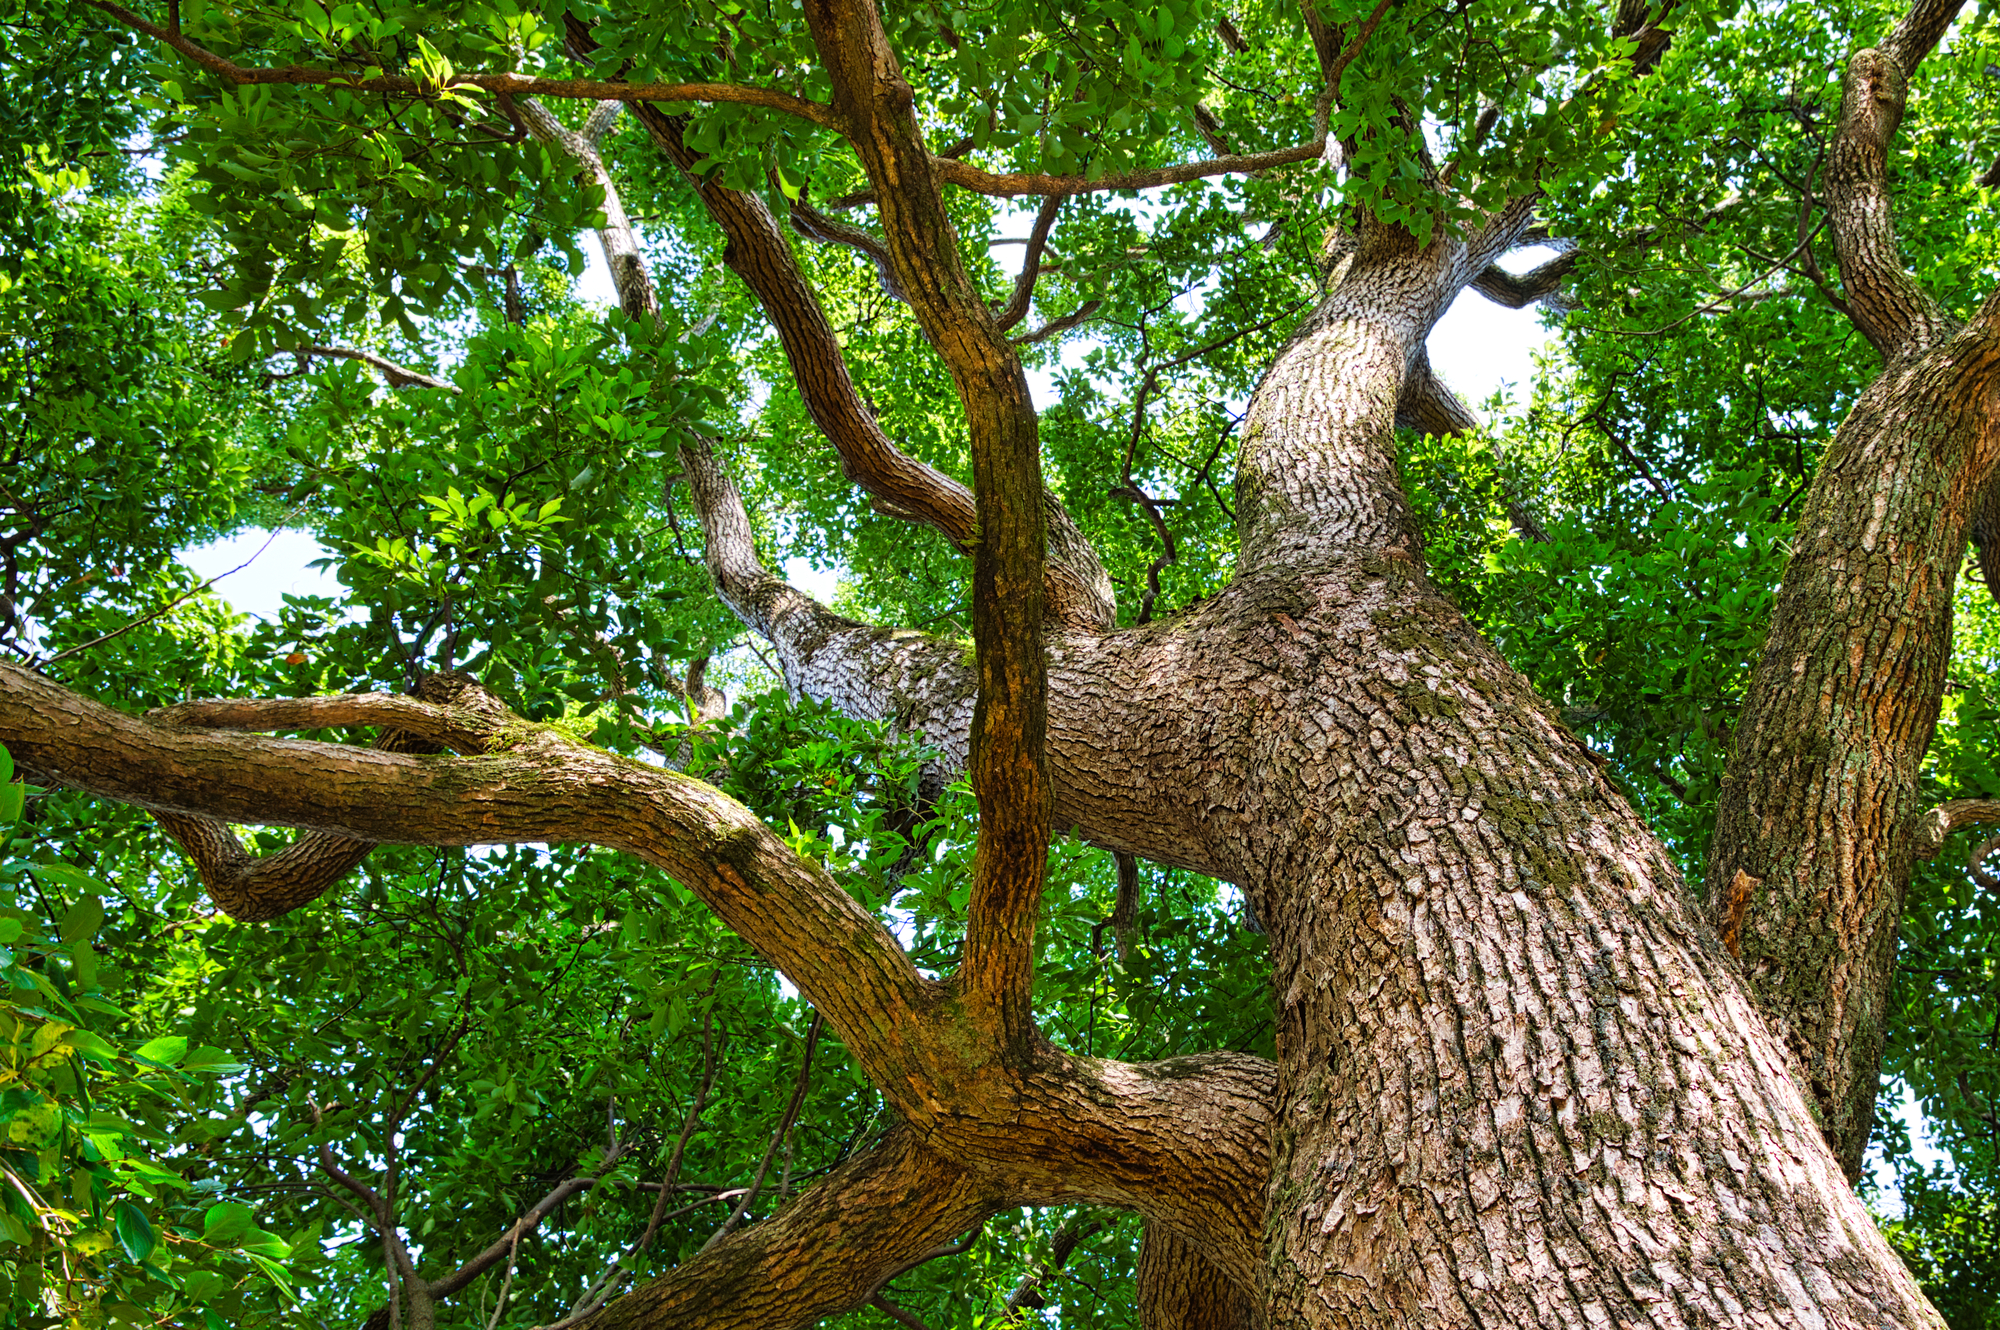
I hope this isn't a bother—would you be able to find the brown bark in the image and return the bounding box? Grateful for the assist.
[1209,233,1942,1326]
[1705,314,2000,1174]
[1136,1226,1260,1330]
[1704,0,2000,1179]
[36,1,1981,1325]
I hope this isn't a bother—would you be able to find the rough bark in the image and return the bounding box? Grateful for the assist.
[1202,222,1941,1329]
[1704,0,2000,1179]
[37,1,1981,1326]
[1136,1226,1260,1330]
[1705,313,2000,1177]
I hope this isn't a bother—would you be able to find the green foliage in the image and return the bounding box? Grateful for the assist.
[12,0,2000,1321]
[0,745,293,1328]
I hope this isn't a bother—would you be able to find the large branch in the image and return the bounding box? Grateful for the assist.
[800,0,1053,1052]
[84,1,842,130]
[1468,249,1578,309]
[2,661,938,1090]
[146,675,503,920]
[580,1128,996,1330]
[1706,292,2000,1176]
[1824,4,1962,359]
[2,664,1279,1268]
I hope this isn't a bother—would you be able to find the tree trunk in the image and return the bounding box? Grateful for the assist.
[1215,248,1936,1328]
[1705,320,2000,1178]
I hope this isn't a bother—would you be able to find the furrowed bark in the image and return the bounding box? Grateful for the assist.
[1135,1226,1259,1330]
[146,674,500,920]
[801,0,1051,1051]
[1224,214,1942,1326]
[1705,308,2000,1175]
[579,1128,996,1330]
[1237,205,1534,571]
[1705,0,2000,1178]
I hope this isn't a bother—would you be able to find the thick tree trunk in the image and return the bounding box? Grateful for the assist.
[1705,320,2000,1178]
[1702,1,2000,1178]
[1213,240,1944,1327]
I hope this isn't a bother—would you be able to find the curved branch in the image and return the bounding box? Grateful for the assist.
[1468,248,1578,309]
[147,676,504,920]
[580,1128,997,1330]
[1011,299,1103,346]
[616,101,1114,632]
[787,198,905,302]
[0,659,938,1083]
[928,139,1326,199]
[994,195,1065,332]
[84,0,844,131]
[1912,797,2000,858]
[1825,25,1958,357]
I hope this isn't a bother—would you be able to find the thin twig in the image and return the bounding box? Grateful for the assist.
[40,522,297,668]
[699,1012,823,1253]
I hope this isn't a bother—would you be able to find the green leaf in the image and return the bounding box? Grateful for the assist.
[59,895,104,945]
[133,1036,189,1068]
[201,1201,255,1245]
[114,1201,155,1263]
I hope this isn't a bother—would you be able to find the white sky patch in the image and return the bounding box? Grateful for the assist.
[180,528,344,620]
[783,557,843,602]
[1427,245,1564,408]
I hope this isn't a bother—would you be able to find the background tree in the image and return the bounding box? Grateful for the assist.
[5,0,2000,1326]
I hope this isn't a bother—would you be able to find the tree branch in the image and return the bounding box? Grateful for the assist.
[1468,248,1578,309]
[296,345,458,391]
[1912,798,2000,858]
[698,1013,821,1252]
[927,139,1326,199]
[1824,6,1962,358]
[1396,348,1551,544]
[84,0,844,130]
[608,98,1114,631]
[144,675,507,920]
[801,0,1055,1053]
[578,1128,997,1330]
[994,194,1065,332]
[511,96,658,323]
[1011,299,1104,345]
[998,1215,1105,1321]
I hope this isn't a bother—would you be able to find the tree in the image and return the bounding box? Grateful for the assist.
[5,0,2000,1325]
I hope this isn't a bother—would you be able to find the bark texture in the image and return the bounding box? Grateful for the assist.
[34,0,1985,1326]
[1705,0,2000,1178]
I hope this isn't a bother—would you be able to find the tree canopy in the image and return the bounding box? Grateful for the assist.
[4,0,2000,1327]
